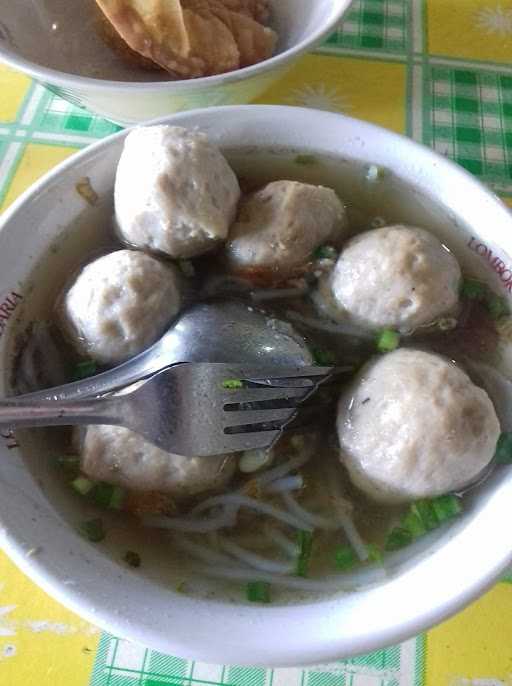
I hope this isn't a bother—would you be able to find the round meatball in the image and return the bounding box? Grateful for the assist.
[81,425,236,497]
[225,180,346,283]
[62,249,181,365]
[115,125,240,259]
[315,225,461,331]
[337,349,500,504]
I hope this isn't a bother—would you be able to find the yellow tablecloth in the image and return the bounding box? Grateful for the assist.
[1,1,512,684]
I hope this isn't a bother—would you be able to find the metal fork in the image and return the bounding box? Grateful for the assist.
[0,363,333,456]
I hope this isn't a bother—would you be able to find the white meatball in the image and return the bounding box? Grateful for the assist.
[81,425,236,497]
[337,349,500,504]
[316,225,461,331]
[115,125,240,259]
[225,181,346,282]
[62,249,181,365]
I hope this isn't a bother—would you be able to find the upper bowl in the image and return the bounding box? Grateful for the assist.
[1,105,512,667]
[0,0,351,125]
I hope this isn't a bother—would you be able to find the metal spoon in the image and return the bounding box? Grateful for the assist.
[14,299,313,402]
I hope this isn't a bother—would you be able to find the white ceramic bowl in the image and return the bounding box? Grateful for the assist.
[0,0,351,125]
[1,106,512,667]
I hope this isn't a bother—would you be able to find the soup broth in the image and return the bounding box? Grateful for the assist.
[5,148,510,604]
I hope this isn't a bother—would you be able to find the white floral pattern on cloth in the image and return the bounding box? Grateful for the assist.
[476,4,512,36]
[285,83,352,113]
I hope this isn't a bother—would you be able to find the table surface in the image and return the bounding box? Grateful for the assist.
[1,1,512,684]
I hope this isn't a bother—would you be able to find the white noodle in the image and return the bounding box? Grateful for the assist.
[265,527,300,558]
[218,538,295,575]
[172,535,241,566]
[265,475,304,494]
[255,454,311,487]
[285,310,372,339]
[194,564,387,593]
[281,492,340,530]
[141,511,234,533]
[337,511,369,562]
[191,494,312,531]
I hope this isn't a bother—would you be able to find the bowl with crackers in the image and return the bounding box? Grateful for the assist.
[0,0,352,125]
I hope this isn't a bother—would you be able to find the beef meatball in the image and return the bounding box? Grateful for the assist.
[337,348,500,504]
[225,180,346,283]
[81,425,236,497]
[62,249,181,365]
[315,225,461,331]
[115,125,240,258]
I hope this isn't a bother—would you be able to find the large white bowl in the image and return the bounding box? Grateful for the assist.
[1,106,512,667]
[0,0,351,125]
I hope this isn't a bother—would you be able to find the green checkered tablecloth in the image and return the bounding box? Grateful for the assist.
[2,2,512,685]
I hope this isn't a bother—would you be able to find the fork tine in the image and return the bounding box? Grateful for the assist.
[222,429,284,452]
[222,386,309,404]
[224,407,297,429]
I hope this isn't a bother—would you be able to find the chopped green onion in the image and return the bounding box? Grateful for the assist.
[384,527,412,551]
[460,278,486,300]
[247,581,271,603]
[123,550,141,568]
[430,494,462,522]
[487,294,509,320]
[296,530,313,577]
[91,482,125,510]
[222,379,243,389]
[401,510,426,539]
[71,476,94,496]
[313,245,338,260]
[294,154,317,166]
[410,500,439,531]
[56,455,81,473]
[311,347,336,366]
[366,543,383,565]
[334,545,357,570]
[72,360,97,381]
[79,518,105,543]
[297,530,313,558]
[376,329,400,353]
[494,432,512,464]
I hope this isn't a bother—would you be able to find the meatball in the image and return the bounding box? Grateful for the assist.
[115,125,240,259]
[337,349,500,504]
[315,225,461,331]
[62,249,181,365]
[81,425,236,497]
[225,180,346,283]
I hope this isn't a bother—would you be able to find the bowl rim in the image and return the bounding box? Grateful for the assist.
[0,0,351,92]
[1,105,512,666]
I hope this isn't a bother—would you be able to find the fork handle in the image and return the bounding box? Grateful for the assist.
[0,396,123,430]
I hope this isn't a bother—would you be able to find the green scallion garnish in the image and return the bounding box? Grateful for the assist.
[311,347,336,366]
[313,245,338,260]
[401,510,426,539]
[56,455,81,473]
[79,518,105,543]
[72,360,97,381]
[494,432,512,464]
[294,154,317,166]
[296,530,313,577]
[486,294,509,320]
[460,278,486,301]
[247,581,271,603]
[334,545,357,570]
[71,476,94,496]
[384,527,412,551]
[91,482,125,510]
[222,379,243,389]
[430,494,462,522]
[123,550,141,568]
[376,329,400,353]
[366,543,383,565]
[410,500,439,531]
